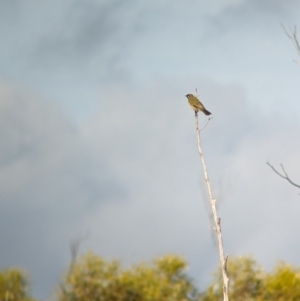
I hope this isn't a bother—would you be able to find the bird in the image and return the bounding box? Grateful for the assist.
[185,94,211,116]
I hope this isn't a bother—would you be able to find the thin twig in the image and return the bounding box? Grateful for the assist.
[281,23,300,62]
[266,161,300,189]
[195,115,229,301]
[200,117,213,131]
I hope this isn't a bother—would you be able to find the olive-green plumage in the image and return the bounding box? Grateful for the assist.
[185,94,211,116]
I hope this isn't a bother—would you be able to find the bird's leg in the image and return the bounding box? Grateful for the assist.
[195,111,198,117]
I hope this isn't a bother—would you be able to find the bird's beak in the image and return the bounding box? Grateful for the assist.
[185,94,188,98]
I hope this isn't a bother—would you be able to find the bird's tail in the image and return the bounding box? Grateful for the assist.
[203,109,211,116]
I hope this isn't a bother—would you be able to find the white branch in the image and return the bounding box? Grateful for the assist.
[195,115,229,301]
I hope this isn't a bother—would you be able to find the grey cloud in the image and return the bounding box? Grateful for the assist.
[0,0,145,82]
[30,0,140,74]
[204,0,300,35]
[0,81,126,298]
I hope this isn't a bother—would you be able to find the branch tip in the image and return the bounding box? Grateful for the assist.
[267,161,300,189]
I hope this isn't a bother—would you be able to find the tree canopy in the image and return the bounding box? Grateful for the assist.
[3,254,300,301]
[58,252,199,301]
[202,256,300,301]
[0,268,37,301]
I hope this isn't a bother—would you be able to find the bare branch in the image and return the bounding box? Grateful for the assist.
[281,23,293,39]
[281,23,300,62]
[195,115,229,301]
[200,117,213,132]
[70,232,89,266]
[59,233,89,296]
[266,161,300,189]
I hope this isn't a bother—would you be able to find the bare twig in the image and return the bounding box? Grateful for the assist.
[200,117,213,131]
[195,115,229,301]
[267,161,300,189]
[281,23,300,63]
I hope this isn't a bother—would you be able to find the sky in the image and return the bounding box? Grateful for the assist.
[1,0,300,299]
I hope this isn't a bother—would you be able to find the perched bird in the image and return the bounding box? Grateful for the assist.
[185,94,211,116]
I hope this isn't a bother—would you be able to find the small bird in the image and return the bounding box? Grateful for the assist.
[185,94,211,116]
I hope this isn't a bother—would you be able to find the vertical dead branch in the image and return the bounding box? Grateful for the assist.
[70,233,88,266]
[195,115,229,301]
[60,233,89,296]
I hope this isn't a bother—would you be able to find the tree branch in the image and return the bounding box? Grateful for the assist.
[266,161,300,189]
[195,115,229,301]
[281,23,300,63]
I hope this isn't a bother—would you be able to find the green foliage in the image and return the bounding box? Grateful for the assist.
[4,253,300,301]
[201,256,300,301]
[58,252,199,301]
[261,262,300,301]
[0,268,37,301]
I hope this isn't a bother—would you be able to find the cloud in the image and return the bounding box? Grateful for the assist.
[0,0,143,83]
[32,0,136,65]
[0,81,126,298]
[223,127,300,266]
